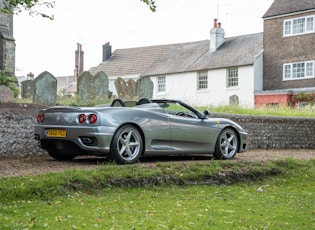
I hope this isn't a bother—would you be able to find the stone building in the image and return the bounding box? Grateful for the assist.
[0,0,15,75]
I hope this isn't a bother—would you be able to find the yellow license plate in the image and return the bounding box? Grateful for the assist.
[47,129,67,137]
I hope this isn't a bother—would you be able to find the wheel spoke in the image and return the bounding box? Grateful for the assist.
[119,136,126,145]
[119,145,126,155]
[125,131,132,143]
[126,147,133,158]
[228,135,234,144]
[129,141,139,147]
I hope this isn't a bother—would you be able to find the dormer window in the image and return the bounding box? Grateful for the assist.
[283,15,315,36]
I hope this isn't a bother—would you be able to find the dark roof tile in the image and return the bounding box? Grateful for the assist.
[263,0,315,18]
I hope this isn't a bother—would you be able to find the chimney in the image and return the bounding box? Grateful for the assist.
[75,43,84,77]
[103,42,112,62]
[210,19,225,52]
[213,18,218,28]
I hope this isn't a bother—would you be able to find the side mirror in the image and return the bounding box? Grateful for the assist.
[201,110,210,119]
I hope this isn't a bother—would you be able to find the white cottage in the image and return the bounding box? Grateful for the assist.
[143,20,263,107]
[90,20,263,107]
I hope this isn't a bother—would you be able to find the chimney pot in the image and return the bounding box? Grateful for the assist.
[213,19,218,28]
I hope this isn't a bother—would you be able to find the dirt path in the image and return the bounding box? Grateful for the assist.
[0,149,314,178]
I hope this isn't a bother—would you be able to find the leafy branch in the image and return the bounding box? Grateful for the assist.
[1,0,55,20]
[140,0,156,12]
[0,0,156,21]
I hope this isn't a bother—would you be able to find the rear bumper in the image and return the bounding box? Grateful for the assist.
[34,125,116,154]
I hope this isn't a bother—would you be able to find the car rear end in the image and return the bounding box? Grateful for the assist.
[34,106,116,156]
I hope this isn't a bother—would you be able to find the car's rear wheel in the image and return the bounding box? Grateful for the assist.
[47,150,76,161]
[110,125,143,164]
[214,128,238,160]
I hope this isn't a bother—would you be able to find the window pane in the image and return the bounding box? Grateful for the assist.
[292,63,305,78]
[284,65,291,79]
[306,17,314,32]
[306,62,314,77]
[284,21,291,35]
[157,76,165,92]
[227,68,238,87]
[293,18,305,34]
[198,72,208,90]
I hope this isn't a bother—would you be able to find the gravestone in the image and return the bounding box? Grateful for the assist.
[114,77,128,99]
[126,79,137,99]
[77,71,94,103]
[33,71,57,104]
[0,85,14,102]
[94,71,110,103]
[229,95,239,106]
[21,80,34,98]
[114,78,139,100]
[136,77,153,99]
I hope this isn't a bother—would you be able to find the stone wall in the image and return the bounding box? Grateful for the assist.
[213,113,315,149]
[0,103,314,157]
[0,103,47,157]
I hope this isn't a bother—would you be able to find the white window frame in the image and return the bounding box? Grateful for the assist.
[226,68,238,88]
[157,76,166,92]
[283,61,315,80]
[283,15,315,37]
[197,71,208,90]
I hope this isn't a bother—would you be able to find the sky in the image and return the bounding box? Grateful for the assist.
[14,0,274,77]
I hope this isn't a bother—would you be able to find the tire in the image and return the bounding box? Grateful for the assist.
[214,128,239,160]
[48,150,76,161]
[110,125,143,164]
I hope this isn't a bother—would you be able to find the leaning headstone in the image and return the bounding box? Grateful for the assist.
[94,71,110,103]
[21,80,34,99]
[33,71,57,104]
[77,71,94,104]
[136,77,153,99]
[0,85,14,102]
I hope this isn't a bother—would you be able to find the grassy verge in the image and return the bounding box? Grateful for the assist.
[0,159,314,229]
[204,105,315,118]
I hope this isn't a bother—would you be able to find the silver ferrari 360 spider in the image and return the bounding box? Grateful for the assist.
[34,98,248,164]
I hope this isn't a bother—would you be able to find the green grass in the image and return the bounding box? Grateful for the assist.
[203,105,315,118]
[0,159,314,229]
[14,97,315,118]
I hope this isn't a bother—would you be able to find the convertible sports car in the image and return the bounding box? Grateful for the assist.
[34,98,248,164]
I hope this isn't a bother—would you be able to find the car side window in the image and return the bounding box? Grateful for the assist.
[160,102,197,118]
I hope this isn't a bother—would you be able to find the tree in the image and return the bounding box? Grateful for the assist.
[0,0,157,20]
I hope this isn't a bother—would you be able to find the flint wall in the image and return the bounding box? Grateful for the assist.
[0,103,314,157]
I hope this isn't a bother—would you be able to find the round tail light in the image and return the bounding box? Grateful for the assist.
[36,114,45,123]
[88,114,97,124]
[78,114,86,124]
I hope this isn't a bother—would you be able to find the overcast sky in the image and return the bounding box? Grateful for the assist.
[14,0,274,77]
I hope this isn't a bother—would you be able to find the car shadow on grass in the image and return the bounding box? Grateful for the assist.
[69,154,214,165]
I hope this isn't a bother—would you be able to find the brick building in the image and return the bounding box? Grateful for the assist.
[255,0,315,107]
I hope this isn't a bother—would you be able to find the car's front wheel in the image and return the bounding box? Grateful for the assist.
[214,128,239,160]
[110,125,143,164]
